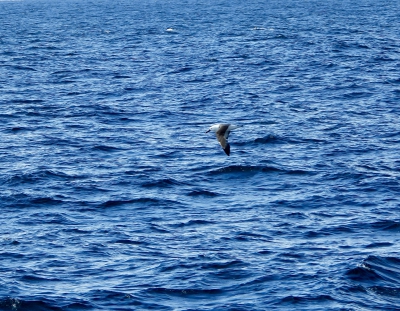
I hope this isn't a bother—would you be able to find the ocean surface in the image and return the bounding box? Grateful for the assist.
[1,0,400,310]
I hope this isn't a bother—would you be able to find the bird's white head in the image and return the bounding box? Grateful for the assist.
[205,124,220,133]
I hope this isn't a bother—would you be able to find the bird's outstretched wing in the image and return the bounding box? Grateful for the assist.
[215,124,231,156]
[216,134,230,156]
[216,124,230,139]
[216,134,228,149]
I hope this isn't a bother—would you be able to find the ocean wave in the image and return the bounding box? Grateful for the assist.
[141,178,184,188]
[346,255,400,286]
[10,65,37,71]
[208,165,279,175]
[29,197,64,206]
[365,242,393,249]
[208,165,311,175]
[168,219,215,228]
[100,197,179,208]
[8,99,44,104]
[253,135,279,144]
[112,239,143,245]
[3,170,87,186]
[277,294,335,306]
[370,220,400,232]
[187,189,219,196]
[92,145,123,152]
[146,287,223,296]
[0,297,91,311]
[237,134,328,146]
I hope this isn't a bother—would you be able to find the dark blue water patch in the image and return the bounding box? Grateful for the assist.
[4,170,88,186]
[380,131,400,139]
[207,165,312,176]
[6,126,33,133]
[342,91,374,100]
[373,55,397,63]
[112,75,131,79]
[277,294,335,307]
[200,259,245,270]
[123,86,147,93]
[88,290,155,309]
[168,219,216,229]
[388,78,400,85]
[20,274,61,283]
[252,134,280,144]
[141,178,185,188]
[304,230,331,239]
[187,189,219,197]
[234,231,271,242]
[112,239,143,245]
[103,297,169,311]
[346,256,400,285]
[0,252,24,259]
[1,238,20,246]
[16,212,77,226]
[346,266,383,283]
[8,99,44,104]
[370,220,400,232]
[99,198,179,209]
[369,286,400,298]
[365,242,393,249]
[7,65,37,71]
[208,165,280,175]
[145,287,223,297]
[167,66,193,75]
[0,298,66,311]
[148,223,171,234]
[270,193,342,210]
[238,273,278,289]
[29,197,65,206]
[287,212,308,220]
[344,256,400,307]
[284,137,329,145]
[62,228,92,235]
[91,145,123,152]
[151,150,182,159]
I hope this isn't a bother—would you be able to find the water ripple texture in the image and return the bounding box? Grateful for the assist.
[1,0,400,310]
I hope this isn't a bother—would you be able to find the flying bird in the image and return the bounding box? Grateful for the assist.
[206,123,241,156]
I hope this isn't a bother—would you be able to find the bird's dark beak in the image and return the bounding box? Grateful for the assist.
[205,129,210,133]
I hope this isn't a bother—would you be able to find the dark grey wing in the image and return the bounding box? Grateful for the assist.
[213,124,230,156]
[216,133,230,156]
[215,124,231,156]
[216,124,230,139]
[223,143,230,156]
[216,134,228,149]
[224,129,230,139]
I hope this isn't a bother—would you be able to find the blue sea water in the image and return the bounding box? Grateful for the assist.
[1,0,400,310]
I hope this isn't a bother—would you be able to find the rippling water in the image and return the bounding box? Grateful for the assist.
[1,0,400,310]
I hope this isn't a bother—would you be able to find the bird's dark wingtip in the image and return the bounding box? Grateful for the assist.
[223,144,230,156]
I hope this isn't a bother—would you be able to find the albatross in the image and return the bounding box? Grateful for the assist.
[206,123,241,156]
